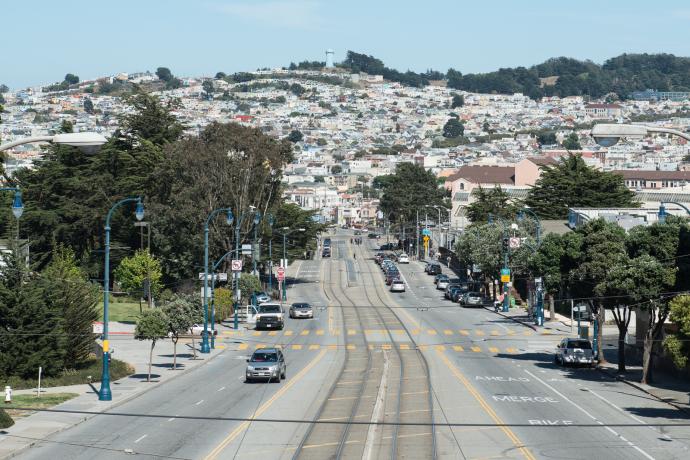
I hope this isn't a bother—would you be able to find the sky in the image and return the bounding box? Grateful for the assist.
[2,0,690,89]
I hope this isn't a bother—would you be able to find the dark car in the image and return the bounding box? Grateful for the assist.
[385,272,400,285]
[322,247,331,258]
[452,287,470,303]
[368,232,379,239]
[380,243,395,250]
[427,264,442,275]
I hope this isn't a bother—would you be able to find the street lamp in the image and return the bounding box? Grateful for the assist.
[266,214,275,292]
[275,227,305,302]
[209,248,240,348]
[252,211,262,276]
[0,188,24,219]
[0,132,108,153]
[99,197,144,401]
[202,207,233,354]
[488,213,511,313]
[658,201,690,224]
[591,123,690,147]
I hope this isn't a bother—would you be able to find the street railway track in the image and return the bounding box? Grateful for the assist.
[293,236,435,460]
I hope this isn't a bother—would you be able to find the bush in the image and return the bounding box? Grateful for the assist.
[0,408,13,428]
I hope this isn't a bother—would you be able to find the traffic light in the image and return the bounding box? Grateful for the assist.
[502,237,509,251]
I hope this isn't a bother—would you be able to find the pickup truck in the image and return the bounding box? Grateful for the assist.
[255,303,285,330]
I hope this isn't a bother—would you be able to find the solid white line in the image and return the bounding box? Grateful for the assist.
[195,400,204,406]
[167,418,175,422]
[524,370,656,460]
[217,386,226,392]
[134,434,147,443]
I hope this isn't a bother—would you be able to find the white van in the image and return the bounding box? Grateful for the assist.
[398,253,410,264]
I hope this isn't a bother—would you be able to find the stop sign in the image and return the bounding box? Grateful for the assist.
[277,267,285,281]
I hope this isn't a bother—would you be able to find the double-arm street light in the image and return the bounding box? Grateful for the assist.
[266,214,275,292]
[274,227,305,302]
[228,208,261,329]
[591,123,690,147]
[99,197,144,401]
[202,207,234,354]
[0,132,108,153]
[658,201,690,223]
[252,211,262,276]
[209,248,240,349]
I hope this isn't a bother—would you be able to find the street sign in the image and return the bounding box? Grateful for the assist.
[92,322,103,334]
[422,229,431,236]
[200,287,215,299]
[198,273,228,281]
[573,304,588,312]
[500,268,511,283]
[423,235,430,242]
[277,267,285,281]
[241,244,252,255]
[509,237,521,249]
[231,259,243,271]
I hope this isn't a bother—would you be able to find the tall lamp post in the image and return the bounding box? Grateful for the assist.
[266,214,275,292]
[275,227,305,303]
[0,132,108,153]
[252,211,262,276]
[488,213,511,313]
[99,197,144,401]
[591,123,690,147]
[658,201,690,223]
[202,207,233,354]
[209,248,240,349]
[0,186,24,222]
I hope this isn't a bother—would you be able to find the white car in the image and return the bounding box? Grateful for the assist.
[398,253,409,264]
[190,324,218,336]
[390,280,406,292]
[555,338,594,367]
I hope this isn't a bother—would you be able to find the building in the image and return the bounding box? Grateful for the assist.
[630,89,690,102]
[614,170,690,190]
[585,103,623,119]
[326,49,334,68]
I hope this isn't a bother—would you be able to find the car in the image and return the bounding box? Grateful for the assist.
[253,291,270,304]
[255,303,285,330]
[354,230,362,235]
[427,264,442,275]
[390,279,406,292]
[245,348,286,382]
[190,324,218,336]
[386,273,400,285]
[397,253,410,264]
[368,232,379,239]
[437,278,450,290]
[434,274,448,285]
[460,292,487,307]
[555,338,594,367]
[289,302,313,319]
[322,248,331,258]
[380,243,395,250]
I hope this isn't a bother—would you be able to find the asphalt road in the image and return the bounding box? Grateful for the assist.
[14,230,690,459]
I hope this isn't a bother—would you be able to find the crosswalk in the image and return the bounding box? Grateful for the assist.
[233,342,523,354]
[221,328,553,338]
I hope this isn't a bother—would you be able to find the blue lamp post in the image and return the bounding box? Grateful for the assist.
[488,213,511,313]
[0,188,24,219]
[99,197,144,401]
[658,201,690,224]
[252,211,261,276]
[209,248,240,348]
[274,227,305,303]
[266,214,275,292]
[202,207,233,354]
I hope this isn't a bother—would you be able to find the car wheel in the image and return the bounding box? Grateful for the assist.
[281,369,286,379]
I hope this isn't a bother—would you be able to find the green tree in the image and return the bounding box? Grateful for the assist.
[114,250,163,300]
[316,138,327,146]
[134,309,169,382]
[442,117,464,138]
[287,130,304,143]
[290,83,306,96]
[451,94,465,108]
[465,186,519,223]
[562,133,582,150]
[0,406,13,428]
[156,67,173,82]
[64,73,79,85]
[41,245,99,369]
[525,154,637,219]
[331,165,342,174]
[0,84,8,93]
[162,296,195,370]
[202,80,214,99]
[239,274,261,297]
[215,72,226,80]
[83,98,94,114]
[379,163,445,224]
[537,132,558,145]
[213,288,234,323]
[664,295,690,370]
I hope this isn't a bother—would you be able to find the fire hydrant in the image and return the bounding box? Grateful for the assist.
[4,386,11,403]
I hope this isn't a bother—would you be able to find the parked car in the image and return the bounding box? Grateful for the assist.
[427,264,442,275]
[398,253,410,264]
[390,279,406,292]
[434,274,448,285]
[254,291,270,304]
[386,273,401,285]
[354,230,362,235]
[322,248,331,258]
[555,338,594,367]
[245,348,286,382]
[460,292,488,307]
[289,302,313,319]
[255,303,284,330]
[445,284,461,299]
[437,277,451,290]
[190,324,218,336]
[368,232,379,239]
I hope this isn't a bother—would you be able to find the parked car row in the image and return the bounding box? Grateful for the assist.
[424,263,491,308]
[375,252,405,292]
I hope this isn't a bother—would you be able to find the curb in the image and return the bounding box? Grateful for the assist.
[1,348,226,459]
[595,365,690,417]
[483,306,538,331]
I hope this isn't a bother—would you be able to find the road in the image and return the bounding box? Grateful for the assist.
[14,230,690,459]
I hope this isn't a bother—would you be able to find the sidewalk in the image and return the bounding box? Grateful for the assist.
[0,322,227,459]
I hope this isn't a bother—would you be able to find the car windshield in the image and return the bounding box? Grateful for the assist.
[259,305,281,313]
[293,304,311,309]
[468,292,481,297]
[251,352,278,362]
[568,340,592,349]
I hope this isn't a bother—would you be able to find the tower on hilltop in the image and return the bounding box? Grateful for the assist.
[326,49,334,68]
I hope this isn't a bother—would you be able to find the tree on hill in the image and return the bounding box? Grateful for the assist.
[525,154,637,219]
[442,117,464,138]
[202,80,214,99]
[290,83,306,97]
[83,98,94,114]
[64,73,79,85]
[451,94,465,108]
[0,84,8,93]
[287,129,304,143]
[115,250,163,301]
[215,72,226,79]
[465,186,519,223]
[156,67,173,82]
[562,133,582,150]
[379,163,445,224]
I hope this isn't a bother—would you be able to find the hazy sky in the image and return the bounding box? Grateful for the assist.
[3,0,690,89]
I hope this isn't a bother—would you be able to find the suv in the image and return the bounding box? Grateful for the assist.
[245,348,286,382]
[555,338,594,367]
[255,303,284,330]
[427,264,442,275]
[398,253,409,264]
[254,291,270,304]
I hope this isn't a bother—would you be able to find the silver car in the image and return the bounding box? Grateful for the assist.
[390,279,406,292]
[555,338,594,367]
[289,302,313,319]
[461,292,486,307]
[245,348,286,382]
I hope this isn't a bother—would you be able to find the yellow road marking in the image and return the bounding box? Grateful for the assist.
[443,329,453,336]
[427,329,437,335]
[284,330,293,336]
[309,344,320,350]
[438,352,536,460]
[238,344,248,350]
[411,329,420,335]
[435,345,446,351]
[507,329,516,335]
[471,346,481,353]
[392,329,404,335]
[268,331,277,336]
[460,330,470,336]
[255,344,266,349]
[506,348,517,354]
[215,345,225,349]
[381,344,392,350]
[316,329,324,336]
[542,330,552,335]
[453,345,464,352]
[253,331,262,336]
[490,330,500,336]
[328,344,337,350]
[291,344,302,350]
[489,347,499,353]
[300,330,310,336]
[347,329,356,335]
[399,344,410,350]
[204,348,329,460]
[346,344,356,350]
[475,330,485,336]
[523,331,532,336]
